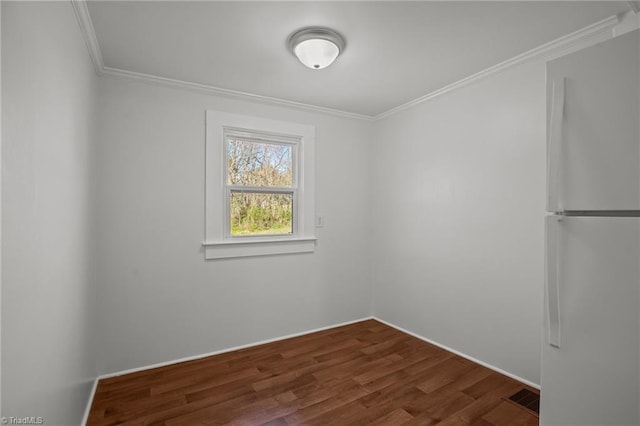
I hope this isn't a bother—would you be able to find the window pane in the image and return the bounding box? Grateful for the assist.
[230,192,293,236]
[227,139,292,187]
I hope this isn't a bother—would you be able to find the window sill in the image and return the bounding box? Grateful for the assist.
[203,237,316,260]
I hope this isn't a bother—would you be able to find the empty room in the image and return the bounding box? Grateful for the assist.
[2,1,640,425]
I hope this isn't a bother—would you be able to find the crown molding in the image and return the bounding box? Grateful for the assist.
[100,66,374,121]
[374,14,620,121]
[72,2,620,123]
[71,0,103,73]
[70,1,371,121]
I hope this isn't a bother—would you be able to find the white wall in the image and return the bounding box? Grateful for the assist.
[371,59,546,385]
[0,1,4,417]
[2,2,98,424]
[94,76,372,374]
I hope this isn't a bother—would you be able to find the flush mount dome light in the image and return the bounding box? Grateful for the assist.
[288,27,346,70]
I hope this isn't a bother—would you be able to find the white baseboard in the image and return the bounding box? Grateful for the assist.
[81,377,99,426]
[82,315,375,422]
[97,316,374,380]
[82,314,539,424]
[372,316,540,390]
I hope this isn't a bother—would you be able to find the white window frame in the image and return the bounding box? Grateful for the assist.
[204,111,315,259]
[223,130,299,239]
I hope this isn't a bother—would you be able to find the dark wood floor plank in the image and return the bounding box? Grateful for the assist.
[300,399,369,426]
[151,366,262,396]
[282,381,370,424]
[87,319,538,426]
[223,391,298,426]
[462,372,525,400]
[355,386,431,424]
[437,394,504,425]
[482,401,539,425]
[310,354,390,382]
[253,371,319,396]
[352,350,431,385]
[290,373,365,410]
[358,357,463,409]
[435,364,495,396]
[414,390,477,422]
[416,357,478,394]
[369,407,414,425]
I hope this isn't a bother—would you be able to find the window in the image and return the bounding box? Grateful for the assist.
[225,132,296,237]
[204,111,315,259]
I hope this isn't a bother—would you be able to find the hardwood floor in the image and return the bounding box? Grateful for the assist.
[87,320,539,425]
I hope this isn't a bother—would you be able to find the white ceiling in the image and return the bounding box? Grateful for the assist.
[86,1,631,117]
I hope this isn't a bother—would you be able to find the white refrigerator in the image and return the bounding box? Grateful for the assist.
[541,28,640,425]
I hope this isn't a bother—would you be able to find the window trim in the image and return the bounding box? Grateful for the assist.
[204,111,316,259]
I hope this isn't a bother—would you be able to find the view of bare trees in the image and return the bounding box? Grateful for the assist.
[227,138,294,235]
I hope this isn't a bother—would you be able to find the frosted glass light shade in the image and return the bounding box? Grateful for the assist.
[294,39,340,69]
[288,27,345,70]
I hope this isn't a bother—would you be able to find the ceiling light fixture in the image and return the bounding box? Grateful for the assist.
[288,27,346,70]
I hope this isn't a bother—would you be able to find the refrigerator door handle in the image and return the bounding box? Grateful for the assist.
[547,77,565,212]
[546,215,562,348]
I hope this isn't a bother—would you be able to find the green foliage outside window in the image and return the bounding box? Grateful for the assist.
[230,193,293,235]
[227,138,294,236]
